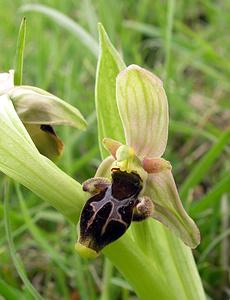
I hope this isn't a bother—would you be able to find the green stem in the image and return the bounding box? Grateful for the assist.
[164,0,175,81]
[100,259,113,300]
[131,219,205,300]
[164,228,206,300]
[71,226,90,300]
[103,233,174,300]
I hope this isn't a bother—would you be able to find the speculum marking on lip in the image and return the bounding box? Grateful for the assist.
[78,170,150,254]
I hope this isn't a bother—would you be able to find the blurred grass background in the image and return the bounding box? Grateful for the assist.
[0,0,229,299]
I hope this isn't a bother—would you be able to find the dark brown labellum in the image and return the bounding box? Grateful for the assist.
[78,171,142,253]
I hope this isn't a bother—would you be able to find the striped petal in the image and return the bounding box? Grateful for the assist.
[116,65,169,158]
[145,170,200,248]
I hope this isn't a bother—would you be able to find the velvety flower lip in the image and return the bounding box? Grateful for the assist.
[96,64,200,249]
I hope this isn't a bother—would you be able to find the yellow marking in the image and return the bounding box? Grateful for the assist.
[75,242,99,259]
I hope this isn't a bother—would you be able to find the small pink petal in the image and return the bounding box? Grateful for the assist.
[103,138,122,158]
[143,157,171,173]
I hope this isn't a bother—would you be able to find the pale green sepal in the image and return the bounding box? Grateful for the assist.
[0,70,14,96]
[145,170,200,248]
[0,95,86,222]
[8,85,87,130]
[95,24,126,158]
[116,64,169,158]
[75,242,99,259]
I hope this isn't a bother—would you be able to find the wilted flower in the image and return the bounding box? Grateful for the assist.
[0,70,86,161]
[76,64,200,258]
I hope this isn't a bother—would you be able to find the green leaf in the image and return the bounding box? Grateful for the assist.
[14,17,26,85]
[20,4,98,57]
[180,128,230,199]
[95,23,126,158]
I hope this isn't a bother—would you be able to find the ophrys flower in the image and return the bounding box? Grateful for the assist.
[0,70,86,161]
[76,64,200,258]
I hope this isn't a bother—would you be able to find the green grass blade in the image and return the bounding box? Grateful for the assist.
[3,180,45,300]
[20,4,99,57]
[15,183,70,275]
[0,278,24,300]
[14,17,26,85]
[70,226,90,300]
[199,228,230,262]
[124,20,160,37]
[170,120,218,143]
[82,0,98,38]
[95,23,126,158]
[180,128,230,199]
[100,259,113,300]
[190,172,230,214]
[72,146,98,173]
[164,0,175,80]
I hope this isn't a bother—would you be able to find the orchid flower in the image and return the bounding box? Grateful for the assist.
[76,64,200,257]
[0,70,86,161]
[0,69,88,221]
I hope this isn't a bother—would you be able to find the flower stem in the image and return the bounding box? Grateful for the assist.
[103,233,175,300]
[100,259,113,300]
